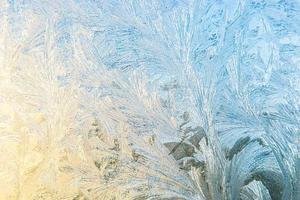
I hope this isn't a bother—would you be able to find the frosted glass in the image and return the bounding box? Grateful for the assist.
[0,0,299,199]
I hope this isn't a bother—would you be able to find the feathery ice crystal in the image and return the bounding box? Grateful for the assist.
[0,0,299,199]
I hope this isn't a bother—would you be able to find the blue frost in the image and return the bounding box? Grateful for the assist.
[1,0,299,199]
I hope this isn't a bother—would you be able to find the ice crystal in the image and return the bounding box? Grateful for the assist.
[0,0,299,200]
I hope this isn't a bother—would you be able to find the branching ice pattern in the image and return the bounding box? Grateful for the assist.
[0,0,299,200]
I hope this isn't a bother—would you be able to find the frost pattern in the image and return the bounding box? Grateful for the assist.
[0,0,299,200]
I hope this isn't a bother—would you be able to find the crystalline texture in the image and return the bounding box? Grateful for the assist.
[0,0,299,200]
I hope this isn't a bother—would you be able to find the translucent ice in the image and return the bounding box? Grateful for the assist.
[0,0,299,199]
